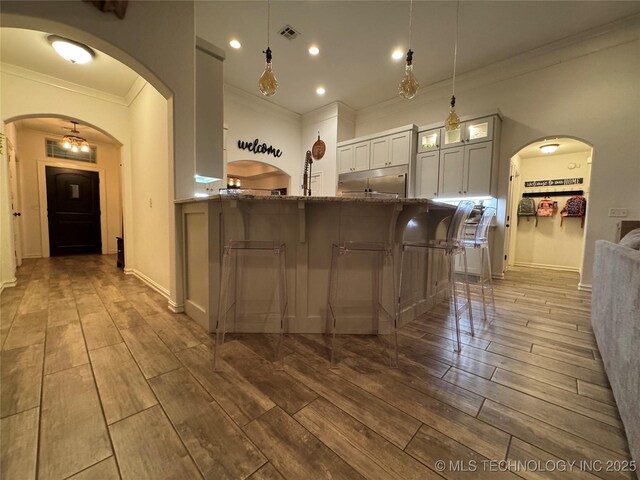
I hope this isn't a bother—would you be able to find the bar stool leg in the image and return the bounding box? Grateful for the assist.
[396,247,406,330]
[480,246,488,321]
[214,248,233,370]
[327,245,340,368]
[448,253,462,353]
[461,247,475,337]
[277,246,288,370]
[484,244,496,312]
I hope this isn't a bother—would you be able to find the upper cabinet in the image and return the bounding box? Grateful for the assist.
[337,125,417,172]
[442,115,495,148]
[416,113,501,199]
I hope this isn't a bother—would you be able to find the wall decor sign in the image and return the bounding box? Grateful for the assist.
[524,178,583,188]
[237,138,283,158]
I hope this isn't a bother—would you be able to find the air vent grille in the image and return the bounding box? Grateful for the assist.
[278,25,300,40]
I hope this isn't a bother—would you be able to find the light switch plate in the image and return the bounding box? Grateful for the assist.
[609,208,628,217]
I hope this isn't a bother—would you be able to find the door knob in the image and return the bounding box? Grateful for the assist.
[13,212,21,217]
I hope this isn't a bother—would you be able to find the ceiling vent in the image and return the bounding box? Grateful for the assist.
[278,25,301,40]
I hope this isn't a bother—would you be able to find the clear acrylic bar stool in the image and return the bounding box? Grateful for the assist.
[214,198,288,370]
[326,195,398,368]
[461,207,496,321]
[397,200,476,352]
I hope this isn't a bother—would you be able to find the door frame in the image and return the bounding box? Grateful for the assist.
[7,137,23,266]
[37,159,108,257]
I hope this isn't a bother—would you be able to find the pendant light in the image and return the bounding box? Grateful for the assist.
[445,0,461,131]
[398,0,419,99]
[62,121,90,153]
[258,0,278,96]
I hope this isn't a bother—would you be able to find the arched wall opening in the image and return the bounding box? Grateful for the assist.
[504,136,593,280]
[227,160,292,193]
[0,21,176,302]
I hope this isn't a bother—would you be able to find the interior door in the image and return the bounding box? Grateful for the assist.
[46,166,101,256]
[439,147,464,197]
[7,140,22,266]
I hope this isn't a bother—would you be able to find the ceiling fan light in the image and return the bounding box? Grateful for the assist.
[71,144,79,153]
[62,139,72,149]
[540,144,560,154]
[80,143,90,153]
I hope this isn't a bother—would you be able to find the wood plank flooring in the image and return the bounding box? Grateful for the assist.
[0,256,636,479]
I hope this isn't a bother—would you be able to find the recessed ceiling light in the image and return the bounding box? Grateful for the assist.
[229,39,241,49]
[392,50,403,60]
[539,144,560,154]
[308,46,320,56]
[316,87,326,96]
[48,35,94,64]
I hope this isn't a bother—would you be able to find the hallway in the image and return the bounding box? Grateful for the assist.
[0,256,633,479]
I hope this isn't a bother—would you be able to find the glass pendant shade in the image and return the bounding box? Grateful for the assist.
[445,96,460,131]
[398,50,419,99]
[258,47,278,96]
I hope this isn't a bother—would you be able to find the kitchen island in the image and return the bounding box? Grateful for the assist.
[177,194,455,334]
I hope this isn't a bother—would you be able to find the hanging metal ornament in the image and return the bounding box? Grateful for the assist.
[312,133,326,160]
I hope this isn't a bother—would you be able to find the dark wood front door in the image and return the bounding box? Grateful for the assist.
[46,166,101,256]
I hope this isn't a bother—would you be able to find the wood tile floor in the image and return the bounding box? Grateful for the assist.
[0,256,634,479]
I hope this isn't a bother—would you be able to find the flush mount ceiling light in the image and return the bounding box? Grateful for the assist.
[316,87,326,95]
[229,39,242,49]
[540,143,560,154]
[445,0,462,131]
[392,50,404,60]
[48,35,94,64]
[398,0,419,99]
[258,0,278,96]
[308,46,319,55]
[61,121,90,152]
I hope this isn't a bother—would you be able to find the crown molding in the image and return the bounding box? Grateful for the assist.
[224,83,302,125]
[0,62,133,107]
[356,13,640,126]
[124,76,148,106]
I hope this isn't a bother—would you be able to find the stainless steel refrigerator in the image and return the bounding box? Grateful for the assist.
[337,165,408,198]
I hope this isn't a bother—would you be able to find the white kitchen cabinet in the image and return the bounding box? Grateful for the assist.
[415,151,439,198]
[418,128,440,153]
[370,137,389,169]
[465,142,493,196]
[418,113,501,199]
[442,115,495,149]
[389,131,411,167]
[439,147,465,197]
[354,141,370,172]
[338,145,354,174]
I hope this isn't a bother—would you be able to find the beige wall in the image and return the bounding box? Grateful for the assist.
[129,83,170,293]
[14,127,122,257]
[514,151,592,271]
[352,26,640,288]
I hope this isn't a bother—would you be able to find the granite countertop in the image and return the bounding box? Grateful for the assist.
[175,194,436,205]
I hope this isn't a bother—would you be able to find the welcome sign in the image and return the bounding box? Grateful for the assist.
[524,178,583,188]
[237,138,283,158]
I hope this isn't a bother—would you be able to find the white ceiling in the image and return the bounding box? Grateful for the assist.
[517,137,591,159]
[14,117,120,145]
[0,28,139,98]
[195,1,640,114]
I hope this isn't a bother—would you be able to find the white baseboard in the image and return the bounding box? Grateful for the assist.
[492,273,505,279]
[168,300,185,313]
[514,262,580,273]
[107,250,118,255]
[578,283,592,292]
[22,253,42,259]
[0,277,18,294]
[125,268,170,299]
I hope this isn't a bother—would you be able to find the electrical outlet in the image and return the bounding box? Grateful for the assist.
[608,208,628,217]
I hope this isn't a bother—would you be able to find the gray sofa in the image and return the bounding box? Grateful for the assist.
[592,240,640,468]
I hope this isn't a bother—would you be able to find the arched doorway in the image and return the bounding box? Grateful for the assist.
[505,137,593,279]
[227,160,291,194]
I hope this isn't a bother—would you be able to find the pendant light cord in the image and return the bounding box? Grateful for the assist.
[452,0,460,96]
[267,0,271,48]
[408,0,414,49]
